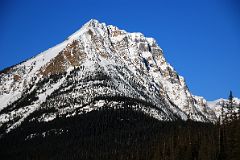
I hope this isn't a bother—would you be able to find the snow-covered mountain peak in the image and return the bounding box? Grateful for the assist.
[68,19,105,40]
[0,19,226,136]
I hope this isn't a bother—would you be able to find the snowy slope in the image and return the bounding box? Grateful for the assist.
[207,98,240,118]
[0,19,222,136]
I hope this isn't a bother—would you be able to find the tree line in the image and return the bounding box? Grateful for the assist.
[0,91,239,160]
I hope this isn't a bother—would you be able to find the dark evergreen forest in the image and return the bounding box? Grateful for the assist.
[0,106,239,160]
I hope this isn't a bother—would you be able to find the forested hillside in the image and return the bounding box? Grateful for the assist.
[0,106,239,160]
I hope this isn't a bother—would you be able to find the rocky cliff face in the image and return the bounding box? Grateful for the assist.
[0,19,219,136]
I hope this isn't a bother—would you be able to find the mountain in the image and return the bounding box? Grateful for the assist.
[207,98,240,118]
[0,19,222,136]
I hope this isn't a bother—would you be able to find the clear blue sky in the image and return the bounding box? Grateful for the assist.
[0,0,239,100]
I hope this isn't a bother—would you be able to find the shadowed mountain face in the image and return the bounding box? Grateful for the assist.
[0,19,219,136]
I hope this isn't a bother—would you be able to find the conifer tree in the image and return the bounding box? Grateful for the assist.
[228,91,233,109]
[228,91,234,121]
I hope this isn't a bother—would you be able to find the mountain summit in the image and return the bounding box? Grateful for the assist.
[0,19,221,135]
